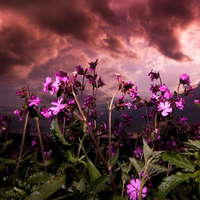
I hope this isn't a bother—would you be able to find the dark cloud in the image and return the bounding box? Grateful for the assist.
[129,0,196,61]
[87,0,120,26]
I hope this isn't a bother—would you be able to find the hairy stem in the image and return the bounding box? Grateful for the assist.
[36,118,46,168]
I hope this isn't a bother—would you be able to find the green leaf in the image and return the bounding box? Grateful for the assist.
[184,139,200,152]
[107,99,111,109]
[25,174,66,200]
[50,119,70,146]
[0,158,16,164]
[27,171,52,184]
[78,138,101,182]
[64,148,76,163]
[143,139,153,161]
[73,179,85,193]
[162,152,195,172]
[108,149,119,166]
[90,174,110,194]
[147,163,169,177]
[1,139,13,150]
[129,157,144,175]
[157,172,194,199]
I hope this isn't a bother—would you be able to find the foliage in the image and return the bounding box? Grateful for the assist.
[0,60,200,199]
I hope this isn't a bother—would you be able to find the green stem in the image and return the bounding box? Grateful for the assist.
[108,89,119,169]
[73,90,117,195]
[18,111,29,163]
[13,110,29,183]
[36,118,46,167]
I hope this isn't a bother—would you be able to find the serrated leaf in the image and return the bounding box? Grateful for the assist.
[26,174,66,200]
[129,157,144,175]
[27,171,52,184]
[184,140,200,152]
[162,152,195,172]
[90,174,110,194]
[143,139,153,161]
[147,163,169,177]
[65,149,76,163]
[157,172,194,199]
[50,119,70,146]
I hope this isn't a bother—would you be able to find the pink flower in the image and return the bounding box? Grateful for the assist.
[180,74,190,85]
[14,109,23,121]
[159,84,168,92]
[126,178,147,200]
[126,102,132,109]
[41,108,52,118]
[28,96,41,107]
[50,77,60,95]
[158,101,173,117]
[115,73,122,83]
[164,90,172,99]
[42,77,52,93]
[194,99,200,103]
[175,97,185,110]
[49,97,67,115]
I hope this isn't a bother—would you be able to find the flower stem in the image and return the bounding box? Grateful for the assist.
[108,89,119,169]
[13,110,29,183]
[73,90,117,195]
[36,118,46,168]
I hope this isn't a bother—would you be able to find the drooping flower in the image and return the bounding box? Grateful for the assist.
[126,178,147,200]
[115,73,122,83]
[49,97,67,115]
[14,109,23,121]
[157,101,173,117]
[28,96,41,107]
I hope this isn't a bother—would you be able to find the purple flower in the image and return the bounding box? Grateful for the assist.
[89,59,98,71]
[49,97,67,115]
[180,73,190,85]
[157,101,173,117]
[28,96,41,107]
[14,109,23,121]
[42,77,52,93]
[50,77,60,95]
[115,73,122,83]
[164,90,172,99]
[126,178,147,200]
[41,108,52,118]
[148,69,160,82]
[159,84,168,92]
[175,97,185,110]
[126,102,132,109]
[98,76,105,87]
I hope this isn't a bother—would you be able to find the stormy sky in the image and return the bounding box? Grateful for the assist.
[0,0,200,134]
